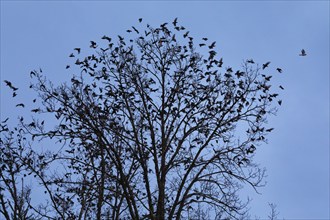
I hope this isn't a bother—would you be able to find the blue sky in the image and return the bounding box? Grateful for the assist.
[1,1,329,219]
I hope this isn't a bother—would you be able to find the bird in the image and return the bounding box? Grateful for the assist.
[247,59,255,64]
[199,43,206,47]
[90,41,97,48]
[279,85,284,90]
[4,80,18,91]
[138,18,142,23]
[101,35,112,42]
[74,48,81,54]
[30,71,36,77]
[66,65,70,69]
[208,41,216,49]
[16,103,25,108]
[183,31,189,38]
[278,100,282,105]
[172,17,178,26]
[202,38,208,41]
[132,26,139,34]
[299,49,307,56]
[12,92,17,97]
[262,61,271,69]
[69,53,75,58]
[276,68,282,73]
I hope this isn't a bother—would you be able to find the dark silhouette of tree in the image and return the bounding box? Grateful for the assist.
[1,18,283,220]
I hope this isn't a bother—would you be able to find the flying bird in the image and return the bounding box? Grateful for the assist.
[183,31,189,38]
[90,41,97,48]
[69,53,75,58]
[262,61,271,69]
[138,18,143,23]
[199,43,206,47]
[202,38,208,41]
[278,100,282,106]
[66,65,70,69]
[276,68,282,73]
[132,26,139,34]
[4,80,18,91]
[16,103,25,108]
[172,18,178,26]
[299,49,307,56]
[74,48,81,54]
[279,85,284,90]
[101,35,112,42]
[208,41,216,49]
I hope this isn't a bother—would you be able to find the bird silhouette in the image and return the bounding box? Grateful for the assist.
[278,100,282,105]
[202,38,208,41]
[299,49,307,56]
[247,59,255,64]
[199,43,206,47]
[16,103,25,107]
[4,80,18,91]
[183,31,189,38]
[66,65,70,69]
[138,18,142,23]
[69,53,75,58]
[132,26,139,34]
[276,68,282,73]
[90,41,97,48]
[262,61,271,69]
[172,18,178,26]
[74,48,81,54]
[208,41,216,49]
[101,35,112,42]
[279,85,284,90]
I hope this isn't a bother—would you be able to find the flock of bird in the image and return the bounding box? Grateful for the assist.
[2,17,307,114]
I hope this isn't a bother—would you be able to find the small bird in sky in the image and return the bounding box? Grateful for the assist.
[278,100,282,106]
[276,68,282,73]
[202,37,208,41]
[69,53,75,58]
[183,31,189,38]
[16,103,25,108]
[138,18,142,23]
[66,65,70,69]
[172,17,178,26]
[4,80,18,91]
[101,35,112,42]
[74,48,81,54]
[299,49,307,56]
[132,26,139,34]
[199,43,206,47]
[279,85,284,90]
[262,61,271,69]
[208,41,216,49]
[90,41,97,48]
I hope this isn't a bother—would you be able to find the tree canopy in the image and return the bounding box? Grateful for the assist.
[0,18,283,220]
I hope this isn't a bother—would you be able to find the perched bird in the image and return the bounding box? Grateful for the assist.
[247,59,255,64]
[74,48,81,54]
[172,18,178,26]
[262,61,271,69]
[276,68,282,73]
[299,49,307,56]
[138,18,142,23]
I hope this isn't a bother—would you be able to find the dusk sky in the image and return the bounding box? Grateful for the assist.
[1,1,329,219]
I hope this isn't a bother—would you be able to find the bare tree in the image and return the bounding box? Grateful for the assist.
[1,18,283,220]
